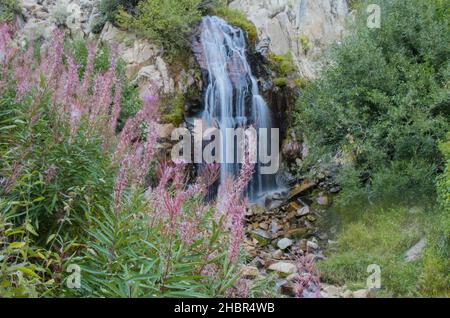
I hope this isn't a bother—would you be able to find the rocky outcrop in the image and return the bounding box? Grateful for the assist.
[229,0,350,79]
[16,1,201,114]
[17,0,100,40]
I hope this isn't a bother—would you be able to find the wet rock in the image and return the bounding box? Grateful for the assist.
[264,195,285,210]
[268,262,297,276]
[277,238,293,250]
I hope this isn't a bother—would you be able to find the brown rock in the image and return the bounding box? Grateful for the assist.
[288,180,316,199]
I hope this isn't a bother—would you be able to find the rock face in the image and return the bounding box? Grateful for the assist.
[228,0,350,79]
[18,0,100,40]
[16,1,200,100]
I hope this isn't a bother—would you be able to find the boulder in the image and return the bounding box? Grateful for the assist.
[277,238,293,250]
[268,262,297,276]
[405,237,427,262]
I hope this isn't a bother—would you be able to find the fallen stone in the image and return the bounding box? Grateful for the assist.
[288,180,316,199]
[285,228,308,239]
[405,237,427,262]
[316,192,330,206]
[268,262,297,276]
[250,229,271,246]
[297,206,310,216]
[286,201,300,213]
[307,239,319,250]
[272,249,284,260]
[240,266,259,279]
[269,219,283,234]
[277,238,293,250]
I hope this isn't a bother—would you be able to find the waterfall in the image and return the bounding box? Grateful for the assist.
[196,16,277,201]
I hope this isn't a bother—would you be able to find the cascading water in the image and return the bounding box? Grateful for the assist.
[195,16,277,201]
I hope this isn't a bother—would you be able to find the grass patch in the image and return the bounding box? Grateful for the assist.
[318,204,449,297]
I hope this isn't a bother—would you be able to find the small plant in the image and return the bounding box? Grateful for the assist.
[117,0,203,58]
[299,35,310,54]
[163,93,185,126]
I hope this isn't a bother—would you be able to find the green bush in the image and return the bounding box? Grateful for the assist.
[98,0,140,23]
[117,0,203,58]
[295,0,450,205]
[0,0,20,23]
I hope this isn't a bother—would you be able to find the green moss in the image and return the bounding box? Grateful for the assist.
[272,77,288,87]
[215,7,257,45]
[162,93,185,126]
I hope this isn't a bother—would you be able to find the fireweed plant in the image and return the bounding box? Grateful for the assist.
[0,23,264,297]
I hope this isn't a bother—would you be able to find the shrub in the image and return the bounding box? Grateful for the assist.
[117,0,203,58]
[163,93,185,126]
[98,0,140,23]
[294,0,450,205]
[0,0,20,23]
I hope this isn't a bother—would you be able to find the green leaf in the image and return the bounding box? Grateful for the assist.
[25,223,38,236]
[32,196,45,203]
[17,267,41,279]
[9,242,26,249]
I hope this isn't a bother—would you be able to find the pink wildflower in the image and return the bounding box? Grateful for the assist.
[293,253,322,298]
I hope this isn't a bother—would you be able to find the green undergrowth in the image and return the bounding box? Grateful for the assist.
[318,203,449,297]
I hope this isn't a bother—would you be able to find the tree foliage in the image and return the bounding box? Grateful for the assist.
[295,0,450,205]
